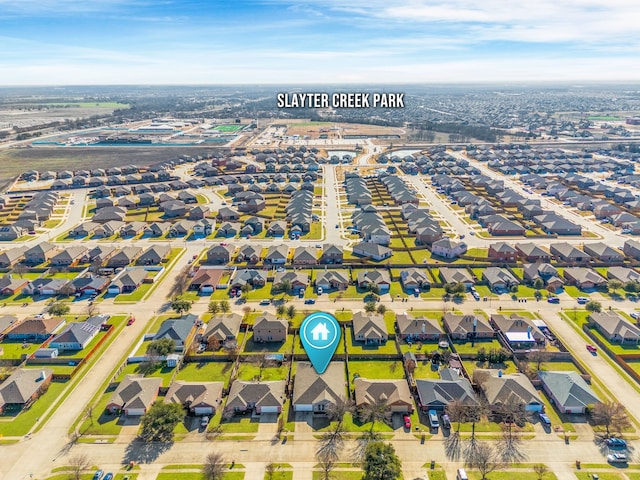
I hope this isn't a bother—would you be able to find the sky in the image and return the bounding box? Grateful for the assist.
[0,0,639,85]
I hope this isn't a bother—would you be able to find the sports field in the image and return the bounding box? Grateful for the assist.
[213,124,244,132]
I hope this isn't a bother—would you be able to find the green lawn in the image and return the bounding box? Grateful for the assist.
[156,473,244,480]
[176,362,233,388]
[242,334,294,354]
[345,328,398,355]
[574,473,624,480]
[312,472,361,480]
[468,472,558,480]
[0,380,67,436]
[412,361,444,379]
[0,340,41,359]
[452,339,503,355]
[563,285,583,298]
[236,363,290,381]
[348,360,405,384]
[219,415,260,433]
[264,470,293,480]
[117,362,176,387]
[114,282,153,303]
[462,359,518,376]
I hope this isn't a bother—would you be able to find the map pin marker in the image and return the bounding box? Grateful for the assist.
[300,312,341,374]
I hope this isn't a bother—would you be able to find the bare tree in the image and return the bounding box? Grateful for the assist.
[68,453,91,480]
[326,395,354,429]
[591,401,631,437]
[12,263,28,279]
[526,349,546,373]
[466,442,502,480]
[316,454,335,480]
[444,399,469,460]
[202,451,226,480]
[359,397,390,433]
[168,265,191,299]
[495,397,527,463]
[85,302,99,317]
[265,463,278,480]
[533,463,549,480]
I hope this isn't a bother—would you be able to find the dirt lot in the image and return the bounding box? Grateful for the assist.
[0,146,226,184]
[285,121,405,139]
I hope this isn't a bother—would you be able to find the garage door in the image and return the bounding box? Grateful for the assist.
[261,406,279,414]
[200,286,214,294]
[108,286,121,294]
[126,408,145,416]
[294,404,313,412]
[84,289,96,295]
[41,289,55,295]
[194,407,213,416]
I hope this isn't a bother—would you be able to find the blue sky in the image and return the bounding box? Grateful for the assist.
[0,0,638,85]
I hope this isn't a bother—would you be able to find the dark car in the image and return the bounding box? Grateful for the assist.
[104,474,114,480]
[92,471,104,480]
[606,438,627,449]
[304,298,315,304]
[547,297,560,304]
[539,413,551,426]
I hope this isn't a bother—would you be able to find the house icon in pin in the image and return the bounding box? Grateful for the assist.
[310,322,330,342]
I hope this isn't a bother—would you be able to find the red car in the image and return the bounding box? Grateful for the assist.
[127,316,136,326]
[586,344,597,353]
[403,414,411,429]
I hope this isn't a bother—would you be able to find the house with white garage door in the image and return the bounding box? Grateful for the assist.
[226,380,286,415]
[164,381,224,416]
[106,375,162,416]
[293,362,346,413]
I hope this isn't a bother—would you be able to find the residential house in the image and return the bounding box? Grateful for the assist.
[169,219,196,237]
[293,362,345,413]
[400,268,431,292]
[550,243,591,263]
[206,244,235,265]
[582,243,624,263]
[315,270,349,291]
[352,311,388,344]
[488,242,518,262]
[49,246,88,267]
[352,242,393,261]
[236,245,261,264]
[24,242,57,266]
[431,238,467,259]
[356,270,391,294]
[82,245,116,264]
[231,269,267,289]
[106,247,142,267]
[143,222,172,238]
[70,275,111,296]
[189,268,224,293]
[267,220,287,237]
[442,313,494,340]
[490,314,545,348]
[5,317,65,341]
[226,380,286,414]
[23,278,70,296]
[292,246,317,265]
[0,368,53,413]
[320,244,343,264]
[137,245,171,265]
[0,275,29,296]
[515,243,551,262]
[153,314,198,352]
[395,312,443,342]
[108,268,148,294]
[264,245,289,264]
[164,381,224,415]
[623,239,640,260]
[538,371,600,414]
[217,207,240,221]
[273,271,308,293]
[607,266,640,284]
[354,378,413,413]
[48,315,106,351]
[106,375,162,416]
[523,263,565,291]
[589,311,640,344]
[482,267,520,292]
[563,267,607,289]
[253,312,287,343]
[203,313,243,348]
[0,247,27,267]
[473,369,543,412]
[439,268,475,288]
[415,368,478,412]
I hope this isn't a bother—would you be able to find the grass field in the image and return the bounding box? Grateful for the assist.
[213,124,245,132]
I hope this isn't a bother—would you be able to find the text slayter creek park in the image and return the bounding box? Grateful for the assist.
[277,92,405,109]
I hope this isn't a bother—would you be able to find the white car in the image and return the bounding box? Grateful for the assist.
[607,453,627,464]
[631,312,639,320]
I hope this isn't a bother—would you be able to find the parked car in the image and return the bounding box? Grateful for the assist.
[201,416,210,428]
[586,344,598,354]
[547,297,560,304]
[607,453,628,464]
[403,414,411,429]
[104,474,114,480]
[259,299,271,306]
[428,410,440,429]
[539,413,551,426]
[441,414,451,429]
[304,298,315,304]
[127,316,135,326]
[92,470,104,480]
[606,438,627,449]
[577,297,589,304]
[630,312,639,320]
[472,292,480,301]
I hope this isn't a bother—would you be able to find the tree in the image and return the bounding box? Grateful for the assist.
[286,305,297,322]
[85,302,99,317]
[316,454,335,480]
[168,265,191,299]
[170,297,192,315]
[202,451,226,480]
[364,301,377,313]
[608,279,623,294]
[60,281,77,297]
[223,342,240,361]
[362,441,402,480]
[591,401,631,437]
[68,453,91,480]
[241,282,251,298]
[276,304,286,318]
[12,263,28,279]
[466,442,501,480]
[533,463,549,480]
[265,463,278,480]
[139,402,184,442]
[360,397,390,433]
[208,301,220,315]
[48,302,70,316]
[526,349,546,372]
[532,278,545,291]
[376,304,387,315]
[146,338,176,357]
[219,300,230,313]
[278,278,292,295]
[624,281,639,293]
[585,300,602,313]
